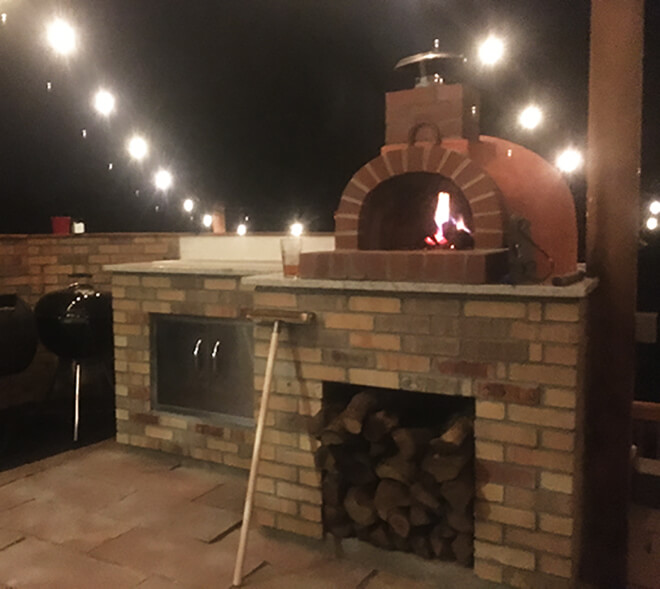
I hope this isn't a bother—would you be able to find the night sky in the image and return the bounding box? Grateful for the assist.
[0,1,657,235]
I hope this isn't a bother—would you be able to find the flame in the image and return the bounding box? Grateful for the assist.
[425,192,450,246]
[425,191,470,247]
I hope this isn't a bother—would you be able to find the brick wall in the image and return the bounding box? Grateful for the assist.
[0,233,180,306]
[247,288,589,588]
[0,233,180,409]
[111,272,256,468]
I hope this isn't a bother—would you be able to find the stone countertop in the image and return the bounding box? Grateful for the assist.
[103,259,280,276]
[241,273,598,299]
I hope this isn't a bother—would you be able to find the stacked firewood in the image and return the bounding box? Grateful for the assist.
[311,390,474,566]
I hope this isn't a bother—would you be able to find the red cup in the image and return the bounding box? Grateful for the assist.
[51,216,71,234]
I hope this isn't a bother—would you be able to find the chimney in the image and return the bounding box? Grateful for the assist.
[385,42,480,144]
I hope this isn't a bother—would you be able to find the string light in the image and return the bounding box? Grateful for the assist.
[556,148,583,174]
[46,19,77,56]
[46,81,52,92]
[81,129,87,138]
[289,222,304,237]
[127,135,148,160]
[93,89,116,117]
[646,217,658,231]
[202,214,213,228]
[236,223,247,236]
[183,198,194,213]
[478,35,505,66]
[154,169,173,191]
[519,105,543,130]
[649,201,660,215]
[1,13,8,25]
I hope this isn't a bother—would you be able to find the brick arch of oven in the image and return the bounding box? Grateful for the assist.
[335,145,507,251]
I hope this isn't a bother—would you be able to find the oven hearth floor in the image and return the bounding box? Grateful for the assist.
[0,441,496,589]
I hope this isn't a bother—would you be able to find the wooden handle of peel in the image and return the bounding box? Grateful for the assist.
[233,320,281,587]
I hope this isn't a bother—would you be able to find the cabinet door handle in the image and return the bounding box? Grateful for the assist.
[192,338,203,371]
[211,340,221,373]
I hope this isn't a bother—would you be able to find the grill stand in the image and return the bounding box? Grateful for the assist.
[73,362,81,442]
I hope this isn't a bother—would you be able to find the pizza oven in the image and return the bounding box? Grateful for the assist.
[299,47,578,284]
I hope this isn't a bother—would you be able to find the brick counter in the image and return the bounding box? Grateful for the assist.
[241,274,594,588]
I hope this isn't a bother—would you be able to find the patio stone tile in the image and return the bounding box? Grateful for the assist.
[0,498,133,552]
[90,526,264,589]
[55,442,181,483]
[243,558,374,589]
[0,476,40,513]
[4,466,132,512]
[192,478,248,513]
[135,575,189,588]
[97,488,240,542]
[362,570,440,589]
[0,536,145,589]
[127,466,226,500]
[0,528,24,551]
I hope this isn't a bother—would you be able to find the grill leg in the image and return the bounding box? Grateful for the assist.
[74,362,81,442]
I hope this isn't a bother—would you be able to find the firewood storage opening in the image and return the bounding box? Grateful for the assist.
[314,383,475,566]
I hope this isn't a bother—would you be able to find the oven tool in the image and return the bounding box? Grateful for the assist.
[233,308,315,587]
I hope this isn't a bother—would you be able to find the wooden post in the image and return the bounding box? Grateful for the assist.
[582,1,644,585]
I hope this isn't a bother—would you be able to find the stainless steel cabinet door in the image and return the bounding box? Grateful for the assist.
[152,315,254,420]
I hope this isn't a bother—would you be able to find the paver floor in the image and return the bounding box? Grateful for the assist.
[0,440,498,589]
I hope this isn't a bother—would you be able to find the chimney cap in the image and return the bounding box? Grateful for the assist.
[394,49,465,71]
